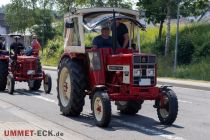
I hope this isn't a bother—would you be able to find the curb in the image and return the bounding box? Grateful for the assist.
[157,78,210,91]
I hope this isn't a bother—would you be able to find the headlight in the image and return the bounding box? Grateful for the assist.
[133,69,141,77]
[27,70,35,75]
[147,69,155,76]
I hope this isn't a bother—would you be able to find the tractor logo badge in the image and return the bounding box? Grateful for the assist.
[141,57,146,63]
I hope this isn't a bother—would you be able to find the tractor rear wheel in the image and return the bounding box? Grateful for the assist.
[7,74,15,95]
[0,60,8,91]
[115,101,144,115]
[92,91,111,127]
[157,89,178,125]
[28,60,42,90]
[57,58,87,116]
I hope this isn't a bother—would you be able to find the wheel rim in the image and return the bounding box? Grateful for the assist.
[59,67,71,107]
[159,95,169,119]
[94,97,103,121]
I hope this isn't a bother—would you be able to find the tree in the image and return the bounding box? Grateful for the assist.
[106,0,132,8]
[137,0,174,40]
[180,0,209,22]
[180,0,209,18]
[5,0,35,32]
[56,0,90,14]
[137,0,209,56]
[5,0,55,45]
[56,0,132,14]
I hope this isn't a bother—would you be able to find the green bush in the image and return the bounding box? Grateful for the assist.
[142,23,210,81]
[41,35,64,66]
[177,38,194,65]
[175,60,210,81]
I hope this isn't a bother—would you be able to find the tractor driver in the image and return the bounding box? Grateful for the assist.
[115,18,129,48]
[92,26,112,48]
[10,36,24,55]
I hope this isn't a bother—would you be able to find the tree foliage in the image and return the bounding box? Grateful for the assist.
[5,0,35,32]
[5,0,55,45]
[137,0,209,55]
[180,0,209,17]
[56,0,132,14]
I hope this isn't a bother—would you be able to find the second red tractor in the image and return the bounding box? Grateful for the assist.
[0,34,52,95]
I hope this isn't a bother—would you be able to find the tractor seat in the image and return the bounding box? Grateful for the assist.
[0,50,9,55]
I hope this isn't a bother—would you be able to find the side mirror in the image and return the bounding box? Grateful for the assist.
[65,22,74,28]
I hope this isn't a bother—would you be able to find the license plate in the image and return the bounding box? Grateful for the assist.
[27,70,35,75]
[139,78,151,86]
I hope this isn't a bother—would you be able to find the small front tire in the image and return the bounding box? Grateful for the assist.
[7,74,15,95]
[44,73,52,94]
[157,89,178,125]
[92,91,111,127]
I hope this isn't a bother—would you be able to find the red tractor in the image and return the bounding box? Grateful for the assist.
[57,8,178,127]
[0,34,52,95]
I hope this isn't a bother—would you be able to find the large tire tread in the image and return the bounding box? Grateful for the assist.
[57,57,87,116]
[0,60,8,91]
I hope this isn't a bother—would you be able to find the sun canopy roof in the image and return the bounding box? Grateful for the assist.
[65,8,139,18]
[87,15,146,30]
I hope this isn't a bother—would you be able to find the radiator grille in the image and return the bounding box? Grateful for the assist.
[133,55,156,86]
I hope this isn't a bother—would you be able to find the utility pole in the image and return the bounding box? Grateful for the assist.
[42,0,46,55]
[174,0,180,73]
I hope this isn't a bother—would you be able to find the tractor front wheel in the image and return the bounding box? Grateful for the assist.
[157,89,178,125]
[92,91,111,127]
[7,74,15,95]
[57,58,87,116]
[115,101,144,115]
[43,73,52,94]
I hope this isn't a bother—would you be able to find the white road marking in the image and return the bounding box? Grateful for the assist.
[114,119,185,140]
[33,95,58,104]
[178,100,192,104]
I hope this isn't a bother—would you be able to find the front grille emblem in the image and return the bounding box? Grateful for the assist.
[141,57,146,63]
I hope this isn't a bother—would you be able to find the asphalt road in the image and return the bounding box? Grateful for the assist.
[0,70,210,140]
